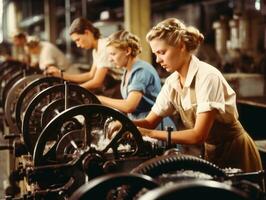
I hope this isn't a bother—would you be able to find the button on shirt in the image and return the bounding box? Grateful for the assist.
[151,55,238,124]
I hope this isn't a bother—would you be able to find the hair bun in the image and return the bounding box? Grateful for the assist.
[26,36,40,48]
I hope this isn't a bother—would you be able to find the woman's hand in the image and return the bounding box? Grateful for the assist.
[137,127,154,137]
[106,120,122,139]
[45,66,61,77]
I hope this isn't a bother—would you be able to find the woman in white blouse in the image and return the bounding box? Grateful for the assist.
[26,36,70,71]
[45,17,122,98]
[134,18,262,172]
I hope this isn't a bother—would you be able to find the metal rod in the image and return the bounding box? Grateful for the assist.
[166,126,173,149]
[64,80,68,110]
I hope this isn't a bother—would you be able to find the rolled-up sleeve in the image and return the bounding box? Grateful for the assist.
[152,80,176,117]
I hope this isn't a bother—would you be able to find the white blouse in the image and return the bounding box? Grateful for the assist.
[92,38,123,80]
[38,41,71,70]
[152,55,238,123]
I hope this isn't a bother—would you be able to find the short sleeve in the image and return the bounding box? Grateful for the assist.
[39,49,55,70]
[96,50,111,68]
[151,79,176,117]
[93,39,112,69]
[127,68,149,93]
[196,73,225,114]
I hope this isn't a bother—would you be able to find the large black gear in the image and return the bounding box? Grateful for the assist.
[22,83,100,154]
[33,104,151,167]
[131,153,226,180]
[69,173,159,200]
[15,76,63,133]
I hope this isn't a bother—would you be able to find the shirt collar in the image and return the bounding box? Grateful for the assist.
[183,55,199,88]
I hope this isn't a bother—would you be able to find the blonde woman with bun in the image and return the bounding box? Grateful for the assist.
[98,30,175,129]
[134,18,262,172]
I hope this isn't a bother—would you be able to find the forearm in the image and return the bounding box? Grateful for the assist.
[63,72,93,83]
[134,119,156,129]
[80,78,104,90]
[140,128,204,145]
[98,96,135,113]
[134,111,163,129]
[80,67,108,90]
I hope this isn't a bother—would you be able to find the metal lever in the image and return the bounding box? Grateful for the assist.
[64,80,68,110]
[166,126,174,149]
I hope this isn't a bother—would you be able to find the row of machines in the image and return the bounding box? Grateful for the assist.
[0,60,265,200]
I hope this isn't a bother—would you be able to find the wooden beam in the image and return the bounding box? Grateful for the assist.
[44,0,56,43]
[124,0,151,63]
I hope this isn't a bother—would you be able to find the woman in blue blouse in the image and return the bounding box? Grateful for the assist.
[97,30,175,129]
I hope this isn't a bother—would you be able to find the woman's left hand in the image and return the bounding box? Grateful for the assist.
[137,127,153,137]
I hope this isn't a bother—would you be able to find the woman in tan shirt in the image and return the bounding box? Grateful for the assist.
[134,18,262,172]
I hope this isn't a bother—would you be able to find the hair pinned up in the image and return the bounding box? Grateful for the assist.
[107,30,142,57]
[146,18,204,52]
[26,36,40,48]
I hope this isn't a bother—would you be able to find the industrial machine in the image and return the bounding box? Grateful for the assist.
[0,60,265,200]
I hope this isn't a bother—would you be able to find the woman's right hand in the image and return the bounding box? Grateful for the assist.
[106,120,122,139]
[45,66,61,77]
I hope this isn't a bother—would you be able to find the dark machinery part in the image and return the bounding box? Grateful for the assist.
[69,173,159,200]
[15,76,63,132]
[4,74,44,135]
[55,129,84,162]
[131,153,226,179]
[1,70,24,108]
[131,153,264,199]
[22,83,100,154]
[166,126,174,149]
[0,61,25,107]
[138,179,251,200]
[40,98,84,129]
[33,104,153,166]
[1,64,40,109]
[0,61,40,108]
[24,104,155,192]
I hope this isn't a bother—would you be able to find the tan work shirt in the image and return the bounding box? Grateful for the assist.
[152,55,262,172]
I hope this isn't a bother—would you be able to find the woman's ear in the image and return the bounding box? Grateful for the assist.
[84,30,93,37]
[126,47,132,56]
[179,42,186,52]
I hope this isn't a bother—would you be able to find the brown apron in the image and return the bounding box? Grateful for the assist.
[177,78,262,172]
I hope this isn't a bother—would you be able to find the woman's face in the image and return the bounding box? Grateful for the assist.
[13,37,26,46]
[71,30,94,49]
[107,45,129,68]
[149,38,184,73]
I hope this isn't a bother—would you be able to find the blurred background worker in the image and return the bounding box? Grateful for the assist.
[25,36,71,71]
[46,17,123,98]
[11,32,29,64]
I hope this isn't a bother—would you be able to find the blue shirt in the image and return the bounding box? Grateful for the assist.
[121,60,161,120]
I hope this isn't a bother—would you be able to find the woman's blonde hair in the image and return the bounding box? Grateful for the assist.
[107,30,142,57]
[26,36,40,49]
[146,18,204,52]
